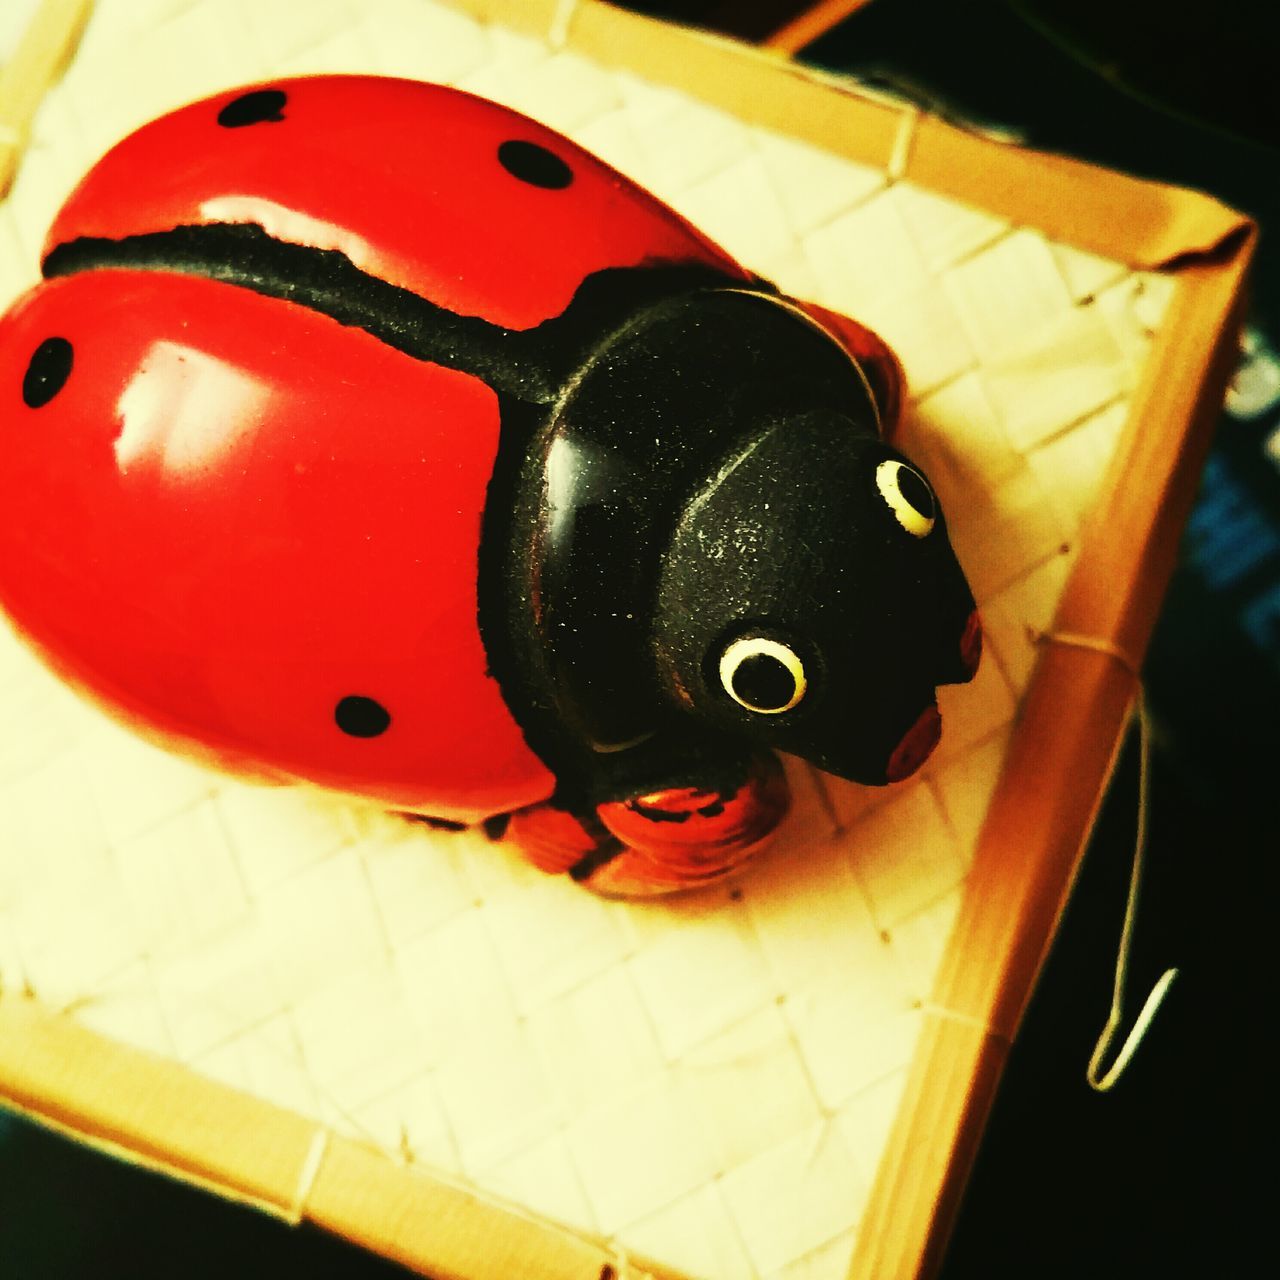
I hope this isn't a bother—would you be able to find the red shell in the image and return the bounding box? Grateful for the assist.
[0,77,748,819]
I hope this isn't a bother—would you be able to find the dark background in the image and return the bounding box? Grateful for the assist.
[3,2,1276,1275]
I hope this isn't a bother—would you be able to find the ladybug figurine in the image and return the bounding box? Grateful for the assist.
[0,77,980,896]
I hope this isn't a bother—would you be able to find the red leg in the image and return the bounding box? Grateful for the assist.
[796,300,906,441]
[503,757,790,897]
[585,753,790,896]
[504,801,619,876]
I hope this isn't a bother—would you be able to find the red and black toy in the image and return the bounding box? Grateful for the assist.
[0,77,979,895]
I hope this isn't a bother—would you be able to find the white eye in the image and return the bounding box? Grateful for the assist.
[876,459,936,537]
[719,636,807,714]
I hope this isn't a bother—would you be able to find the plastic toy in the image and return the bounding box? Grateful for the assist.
[0,77,980,895]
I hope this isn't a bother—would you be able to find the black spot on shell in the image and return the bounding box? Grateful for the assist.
[23,337,73,408]
[217,89,287,128]
[497,139,573,189]
[335,695,391,738]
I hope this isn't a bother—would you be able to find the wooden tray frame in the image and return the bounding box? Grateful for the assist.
[0,2,1254,1278]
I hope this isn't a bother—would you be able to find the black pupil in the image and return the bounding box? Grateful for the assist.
[898,466,934,518]
[732,652,797,711]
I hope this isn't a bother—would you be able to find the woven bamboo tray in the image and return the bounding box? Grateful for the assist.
[0,2,1252,1278]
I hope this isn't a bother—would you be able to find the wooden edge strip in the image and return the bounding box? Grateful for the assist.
[846,225,1257,1280]
[848,649,1135,1280]
[439,0,1250,271]
[764,1,879,55]
[0,0,95,198]
[1059,231,1258,660]
[905,118,1249,269]
[0,993,684,1280]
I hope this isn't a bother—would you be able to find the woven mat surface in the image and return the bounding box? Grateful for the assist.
[0,2,1171,1277]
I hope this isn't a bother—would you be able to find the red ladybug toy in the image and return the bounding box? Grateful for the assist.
[0,77,979,896]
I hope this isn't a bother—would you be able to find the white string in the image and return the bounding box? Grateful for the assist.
[887,105,920,182]
[919,1001,1008,1042]
[1027,628,1177,1088]
[924,629,1177,1088]
[1085,693,1179,1092]
[286,1129,330,1225]
[548,0,580,48]
[1027,625,1142,678]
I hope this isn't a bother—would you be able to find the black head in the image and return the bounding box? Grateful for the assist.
[516,286,978,787]
[651,407,978,785]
